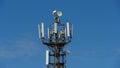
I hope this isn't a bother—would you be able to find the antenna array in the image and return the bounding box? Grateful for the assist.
[38,10,73,68]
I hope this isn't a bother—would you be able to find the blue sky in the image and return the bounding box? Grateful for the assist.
[0,0,120,68]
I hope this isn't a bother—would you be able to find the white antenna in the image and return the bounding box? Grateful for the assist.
[38,24,41,39]
[67,22,70,37]
[46,50,49,65]
[54,23,57,33]
[41,22,44,38]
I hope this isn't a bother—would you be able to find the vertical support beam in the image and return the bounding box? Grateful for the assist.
[54,49,59,68]
[48,28,50,39]
[54,23,58,42]
[65,27,66,38]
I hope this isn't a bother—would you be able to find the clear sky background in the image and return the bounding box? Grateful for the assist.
[0,0,120,68]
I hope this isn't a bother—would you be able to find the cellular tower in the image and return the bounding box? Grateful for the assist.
[38,10,73,68]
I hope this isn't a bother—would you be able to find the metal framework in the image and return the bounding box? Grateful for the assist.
[38,10,73,68]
